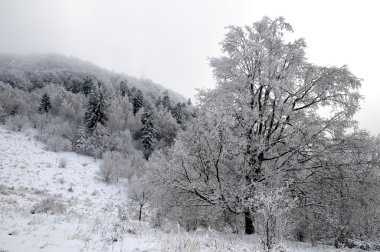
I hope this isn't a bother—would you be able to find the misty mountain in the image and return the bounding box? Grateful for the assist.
[0,53,186,103]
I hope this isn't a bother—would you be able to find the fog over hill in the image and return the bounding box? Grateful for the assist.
[0,53,187,103]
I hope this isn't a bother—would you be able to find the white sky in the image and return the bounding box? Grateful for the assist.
[0,0,379,133]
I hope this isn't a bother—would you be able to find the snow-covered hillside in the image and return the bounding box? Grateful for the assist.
[0,127,369,251]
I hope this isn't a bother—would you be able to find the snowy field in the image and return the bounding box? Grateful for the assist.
[0,126,369,251]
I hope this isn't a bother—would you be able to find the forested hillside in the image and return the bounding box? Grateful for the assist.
[0,53,194,160]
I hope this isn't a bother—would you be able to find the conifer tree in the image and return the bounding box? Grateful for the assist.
[140,104,157,159]
[162,91,171,110]
[171,102,183,124]
[132,89,143,115]
[131,86,136,93]
[82,75,94,96]
[155,97,163,107]
[84,81,109,133]
[119,80,128,97]
[38,93,52,114]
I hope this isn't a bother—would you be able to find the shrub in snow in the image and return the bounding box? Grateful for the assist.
[99,151,125,182]
[45,118,77,143]
[30,197,66,215]
[5,115,30,131]
[117,152,147,181]
[46,134,72,152]
[30,113,50,132]
[59,157,67,168]
[160,232,201,252]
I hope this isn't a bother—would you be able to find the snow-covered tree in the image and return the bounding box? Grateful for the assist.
[107,89,132,132]
[82,75,94,96]
[132,89,144,116]
[292,130,380,246]
[76,122,109,158]
[158,16,362,235]
[140,104,157,159]
[0,82,26,116]
[154,105,179,147]
[171,102,183,124]
[84,81,109,134]
[129,175,154,221]
[248,186,296,250]
[119,80,129,97]
[162,90,171,110]
[38,93,52,114]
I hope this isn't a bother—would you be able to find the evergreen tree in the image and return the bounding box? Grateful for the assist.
[132,89,143,115]
[140,104,157,159]
[126,86,135,100]
[82,75,94,96]
[162,91,171,110]
[155,97,163,107]
[171,102,183,124]
[84,81,109,133]
[119,80,128,97]
[131,86,136,95]
[38,93,52,114]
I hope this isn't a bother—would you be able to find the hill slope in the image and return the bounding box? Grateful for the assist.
[0,126,369,252]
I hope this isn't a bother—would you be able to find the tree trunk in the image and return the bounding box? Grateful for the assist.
[138,205,142,221]
[244,210,255,234]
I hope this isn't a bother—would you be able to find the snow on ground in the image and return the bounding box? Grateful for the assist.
[0,127,370,251]
[0,127,127,205]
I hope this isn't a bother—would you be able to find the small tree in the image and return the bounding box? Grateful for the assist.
[248,186,296,250]
[76,123,109,158]
[129,175,154,221]
[38,93,52,114]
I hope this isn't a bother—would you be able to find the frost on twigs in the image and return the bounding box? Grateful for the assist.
[246,185,296,251]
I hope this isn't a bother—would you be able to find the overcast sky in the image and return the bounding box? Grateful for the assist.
[0,0,379,133]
